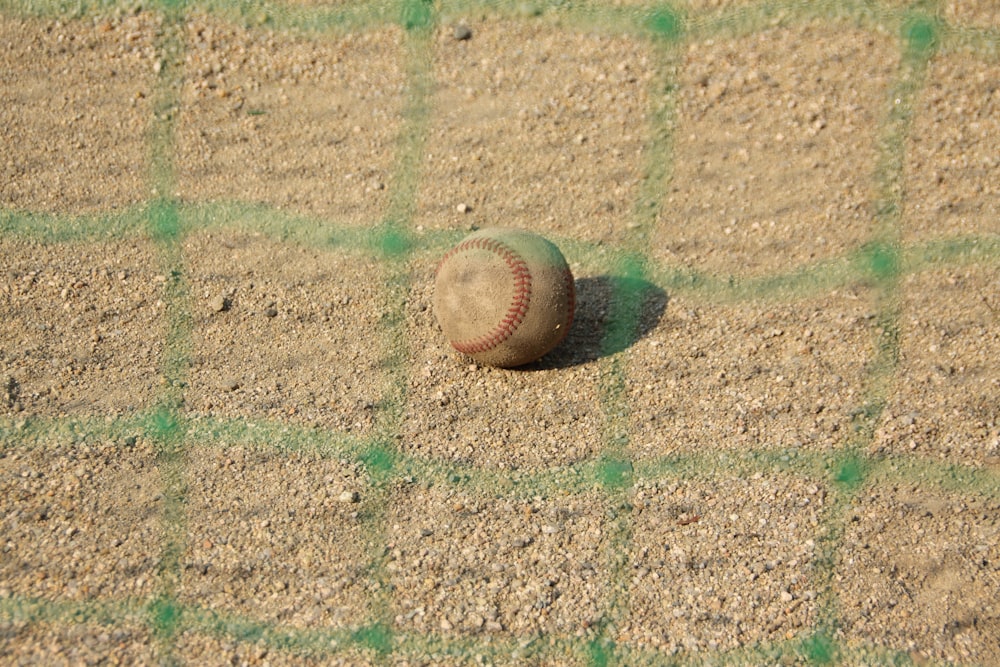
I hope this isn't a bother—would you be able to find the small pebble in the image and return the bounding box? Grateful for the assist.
[210,295,230,313]
[453,25,472,41]
[339,490,360,504]
[264,307,278,318]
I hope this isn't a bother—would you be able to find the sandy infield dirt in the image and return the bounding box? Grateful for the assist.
[1,1,998,665]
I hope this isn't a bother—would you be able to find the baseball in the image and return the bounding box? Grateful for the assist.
[433,227,575,368]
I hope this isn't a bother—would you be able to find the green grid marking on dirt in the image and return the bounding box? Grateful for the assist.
[4,413,997,500]
[0,595,949,666]
[3,203,996,299]
[137,3,189,663]
[0,424,998,664]
[0,208,149,242]
[2,0,1000,665]
[803,5,935,645]
[587,17,687,621]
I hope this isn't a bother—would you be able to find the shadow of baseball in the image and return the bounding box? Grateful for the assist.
[534,275,669,370]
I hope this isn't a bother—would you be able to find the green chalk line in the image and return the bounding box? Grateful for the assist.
[805,8,935,648]
[192,0,399,34]
[0,595,149,628]
[0,594,952,666]
[1,409,997,666]
[0,0,120,18]
[684,0,898,41]
[337,3,439,649]
[4,414,997,502]
[0,207,149,242]
[1,0,998,60]
[144,5,190,664]
[1,201,996,300]
[584,21,685,647]
[0,0,396,28]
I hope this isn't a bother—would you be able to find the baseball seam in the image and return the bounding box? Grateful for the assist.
[554,266,576,346]
[437,237,532,355]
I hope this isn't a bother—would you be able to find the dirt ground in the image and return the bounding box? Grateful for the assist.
[1,1,999,665]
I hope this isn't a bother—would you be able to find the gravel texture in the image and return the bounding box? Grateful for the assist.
[184,231,386,433]
[415,17,654,248]
[0,436,163,601]
[0,619,158,665]
[906,53,1000,242]
[179,447,372,629]
[175,16,407,224]
[625,290,879,460]
[656,21,899,278]
[0,239,165,417]
[624,474,823,653]
[0,14,158,213]
[838,486,1000,665]
[873,267,1000,468]
[1,4,998,666]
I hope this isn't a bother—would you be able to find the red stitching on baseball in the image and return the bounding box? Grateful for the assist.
[442,236,533,355]
[552,267,575,347]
